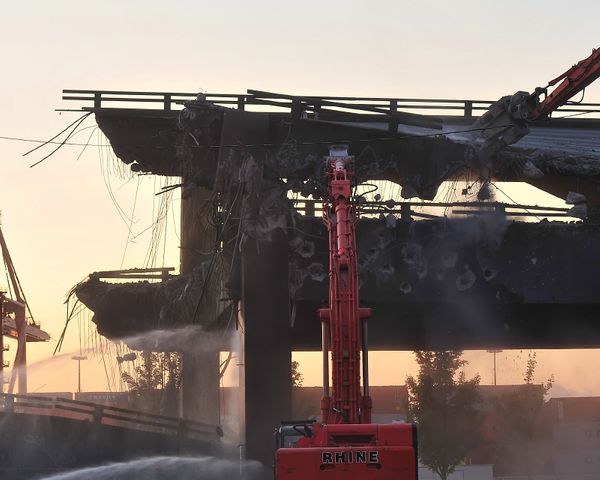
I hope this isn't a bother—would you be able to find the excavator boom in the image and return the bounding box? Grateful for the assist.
[318,146,371,425]
[275,147,417,479]
[533,47,600,119]
[468,47,600,185]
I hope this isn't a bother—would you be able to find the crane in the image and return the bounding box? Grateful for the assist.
[274,146,417,479]
[0,224,50,394]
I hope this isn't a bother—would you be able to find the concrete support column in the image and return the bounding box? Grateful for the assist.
[181,349,220,424]
[180,184,220,425]
[242,230,292,465]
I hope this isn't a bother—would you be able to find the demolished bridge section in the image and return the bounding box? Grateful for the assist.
[79,92,600,350]
[94,92,600,207]
[67,91,600,464]
[75,214,600,350]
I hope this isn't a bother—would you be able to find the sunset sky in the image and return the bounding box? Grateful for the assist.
[1,1,599,396]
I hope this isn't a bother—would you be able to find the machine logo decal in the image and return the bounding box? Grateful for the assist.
[321,450,379,464]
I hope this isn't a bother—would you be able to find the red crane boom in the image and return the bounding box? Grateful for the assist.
[275,147,417,479]
[319,146,372,425]
[532,47,600,120]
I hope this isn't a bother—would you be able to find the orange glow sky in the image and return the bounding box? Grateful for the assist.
[1,1,600,396]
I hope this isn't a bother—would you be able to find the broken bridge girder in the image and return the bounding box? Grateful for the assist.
[90,89,600,212]
[88,267,175,282]
[93,91,469,202]
[246,89,444,131]
[73,263,233,344]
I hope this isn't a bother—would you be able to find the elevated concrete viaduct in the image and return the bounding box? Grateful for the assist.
[63,90,600,465]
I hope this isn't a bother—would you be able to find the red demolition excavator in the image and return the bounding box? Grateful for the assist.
[275,146,418,479]
[274,47,600,479]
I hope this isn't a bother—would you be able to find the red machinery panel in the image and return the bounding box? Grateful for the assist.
[276,423,417,479]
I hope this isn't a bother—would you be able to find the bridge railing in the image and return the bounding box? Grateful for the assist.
[292,198,572,219]
[62,89,600,119]
[0,393,222,442]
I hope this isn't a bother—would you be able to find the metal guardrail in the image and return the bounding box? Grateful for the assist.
[62,89,600,119]
[0,393,222,442]
[292,199,572,219]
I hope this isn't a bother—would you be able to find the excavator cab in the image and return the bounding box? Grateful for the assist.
[275,421,314,449]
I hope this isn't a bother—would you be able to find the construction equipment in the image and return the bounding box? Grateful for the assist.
[0,224,50,394]
[469,47,600,187]
[275,146,417,479]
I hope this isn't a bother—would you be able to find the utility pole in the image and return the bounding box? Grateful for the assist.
[487,349,502,386]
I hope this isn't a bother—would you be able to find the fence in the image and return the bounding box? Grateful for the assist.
[62,89,600,120]
[0,393,222,442]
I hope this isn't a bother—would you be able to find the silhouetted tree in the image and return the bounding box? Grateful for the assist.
[493,351,554,476]
[291,360,304,387]
[121,351,182,414]
[407,351,481,480]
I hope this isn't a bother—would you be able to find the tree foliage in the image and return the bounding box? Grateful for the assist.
[291,360,304,387]
[121,351,182,415]
[406,351,481,480]
[492,351,554,475]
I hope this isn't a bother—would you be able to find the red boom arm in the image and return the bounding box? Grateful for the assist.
[319,146,372,425]
[531,47,600,120]
[274,147,418,480]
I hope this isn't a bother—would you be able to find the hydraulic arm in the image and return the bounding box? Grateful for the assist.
[319,145,372,426]
[275,147,417,479]
[532,47,600,120]
[469,47,600,180]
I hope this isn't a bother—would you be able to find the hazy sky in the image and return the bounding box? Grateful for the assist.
[1,1,599,395]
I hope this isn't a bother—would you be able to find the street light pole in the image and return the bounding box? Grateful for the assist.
[72,355,87,393]
[486,349,502,386]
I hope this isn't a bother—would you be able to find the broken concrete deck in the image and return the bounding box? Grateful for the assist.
[76,215,600,350]
[69,93,600,350]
